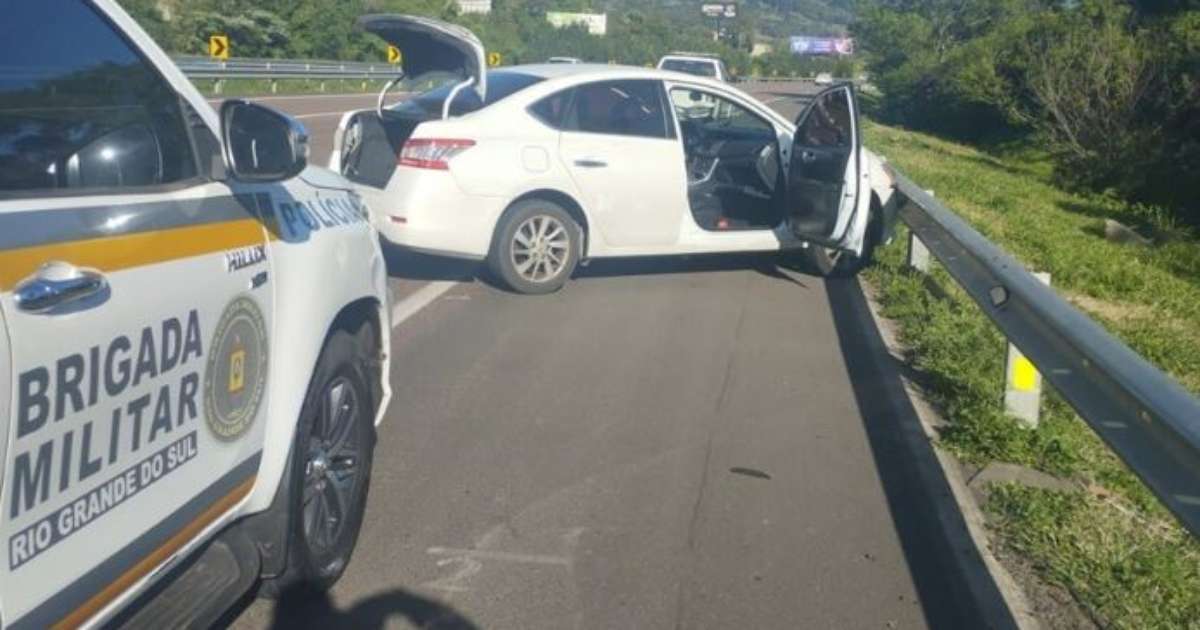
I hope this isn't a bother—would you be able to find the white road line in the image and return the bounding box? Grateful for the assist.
[427,547,572,566]
[293,110,349,119]
[390,281,458,329]
[203,93,378,103]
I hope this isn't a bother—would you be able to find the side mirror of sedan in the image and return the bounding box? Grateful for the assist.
[220,100,309,182]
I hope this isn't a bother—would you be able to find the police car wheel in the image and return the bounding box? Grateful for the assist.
[488,200,580,295]
[263,325,376,596]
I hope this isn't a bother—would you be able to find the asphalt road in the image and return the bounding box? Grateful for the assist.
[222,88,994,630]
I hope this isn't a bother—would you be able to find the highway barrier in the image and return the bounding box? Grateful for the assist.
[173,55,399,93]
[888,166,1200,539]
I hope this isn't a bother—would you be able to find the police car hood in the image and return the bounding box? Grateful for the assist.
[358,14,486,102]
[299,164,355,190]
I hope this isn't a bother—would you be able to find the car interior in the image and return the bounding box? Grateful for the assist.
[671,89,784,231]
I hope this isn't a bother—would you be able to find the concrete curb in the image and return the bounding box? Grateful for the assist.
[855,277,1041,630]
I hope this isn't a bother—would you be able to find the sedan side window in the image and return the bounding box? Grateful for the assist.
[563,80,671,140]
[796,90,852,148]
[529,88,575,130]
[0,2,198,195]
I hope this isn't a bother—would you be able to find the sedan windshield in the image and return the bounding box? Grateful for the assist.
[660,59,718,77]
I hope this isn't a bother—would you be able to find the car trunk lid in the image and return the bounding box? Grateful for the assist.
[357,14,486,102]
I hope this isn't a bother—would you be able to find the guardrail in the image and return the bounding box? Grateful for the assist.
[172,54,833,87]
[173,55,399,93]
[887,165,1200,538]
[173,55,399,79]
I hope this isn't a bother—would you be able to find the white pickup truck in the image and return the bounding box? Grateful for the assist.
[0,1,391,627]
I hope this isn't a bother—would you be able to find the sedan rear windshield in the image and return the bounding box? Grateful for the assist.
[401,71,545,118]
[660,59,717,77]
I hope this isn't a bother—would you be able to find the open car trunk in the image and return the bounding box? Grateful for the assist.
[333,14,487,188]
[336,110,427,189]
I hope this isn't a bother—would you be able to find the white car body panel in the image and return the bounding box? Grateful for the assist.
[0,2,390,627]
[339,62,892,263]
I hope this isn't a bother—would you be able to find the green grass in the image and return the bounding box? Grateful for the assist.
[189,78,390,98]
[863,120,1200,628]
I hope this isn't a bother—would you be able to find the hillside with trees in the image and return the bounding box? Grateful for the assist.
[118,0,857,76]
[853,0,1199,224]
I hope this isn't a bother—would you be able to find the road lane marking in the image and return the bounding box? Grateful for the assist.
[391,281,458,329]
[293,110,351,119]
[204,93,380,103]
[427,547,572,566]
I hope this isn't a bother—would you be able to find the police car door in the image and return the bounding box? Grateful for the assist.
[0,3,273,627]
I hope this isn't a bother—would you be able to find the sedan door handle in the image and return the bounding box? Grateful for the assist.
[14,262,108,313]
[574,158,608,168]
[799,150,818,164]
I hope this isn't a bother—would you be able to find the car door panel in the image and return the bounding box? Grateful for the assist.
[0,185,275,628]
[785,85,861,246]
[558,80,688,249]
[0,3,274,624]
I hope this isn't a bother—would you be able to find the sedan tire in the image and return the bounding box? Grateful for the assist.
[488,199,581,294]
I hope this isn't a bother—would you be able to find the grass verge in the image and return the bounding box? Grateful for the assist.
[863,120,1200,628]
[190,78,391,98]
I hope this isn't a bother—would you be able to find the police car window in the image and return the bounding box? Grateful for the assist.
[563,80,671,140]
[0,2,197,195]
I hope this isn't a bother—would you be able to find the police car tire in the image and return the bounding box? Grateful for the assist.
[260,324,376,597]
[488,200,580,295]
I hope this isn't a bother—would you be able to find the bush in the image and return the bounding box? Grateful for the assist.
[1017,1,1162,199]
[853,0,1200,225]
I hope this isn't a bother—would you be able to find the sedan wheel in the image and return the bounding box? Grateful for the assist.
[489,199,581,294]
[511,214,571,284]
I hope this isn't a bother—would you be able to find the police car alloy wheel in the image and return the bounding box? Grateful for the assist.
[263,325,376,596]
[488,200,581,295]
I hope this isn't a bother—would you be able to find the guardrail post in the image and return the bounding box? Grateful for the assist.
[907,228,931,273]
[1004,272,1051,428]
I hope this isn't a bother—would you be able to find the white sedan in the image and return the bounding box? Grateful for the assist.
[333,15,898,294]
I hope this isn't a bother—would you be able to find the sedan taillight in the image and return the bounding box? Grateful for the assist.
[398,138,476,170]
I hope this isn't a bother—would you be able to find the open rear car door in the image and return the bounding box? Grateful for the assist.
[784,84,862,248]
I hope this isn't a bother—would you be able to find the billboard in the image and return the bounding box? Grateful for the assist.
[701,3,737,18]
[789,36,854,56]
[547,12,608,36]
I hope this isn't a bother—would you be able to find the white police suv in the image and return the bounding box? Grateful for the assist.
[0,1,391,627]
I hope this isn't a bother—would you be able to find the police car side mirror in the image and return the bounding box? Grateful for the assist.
[220,100,309,183]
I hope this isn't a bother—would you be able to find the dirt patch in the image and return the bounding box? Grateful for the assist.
[990,543,1101,630]
[1066,294,1154,322]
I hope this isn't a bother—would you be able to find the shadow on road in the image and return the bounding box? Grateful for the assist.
[824,276,1020,630]
[263,586,480,630]
[382,239,815,292]
[574,252,811,289]
[382,242,480,283]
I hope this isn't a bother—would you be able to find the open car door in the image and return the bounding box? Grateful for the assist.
[784,84,861,247]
